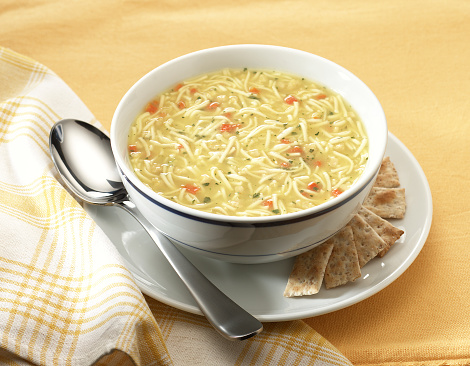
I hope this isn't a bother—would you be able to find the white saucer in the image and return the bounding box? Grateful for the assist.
[85,132,432,322]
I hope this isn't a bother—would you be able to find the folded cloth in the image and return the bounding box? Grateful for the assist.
[0,46,353,366]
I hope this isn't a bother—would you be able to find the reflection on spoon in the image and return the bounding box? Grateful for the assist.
[49,119,263,341]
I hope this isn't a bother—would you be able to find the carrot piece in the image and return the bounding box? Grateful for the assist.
[315,94,327,100]
[313,160,322,167]
[280,162,291,168]
[284,95,298,104]
[145,100,159,114]
[280,138,291,144]
[331,188,343,197]
[177,101,186,109]
[249,87,260,94]
[220,123,241,132]
[307,182,320,191]
[128,144,138,152]
[223,112,233,119]
[190,88,198,94]
[181,184,200,194]
[288,146,303,154]
[262,199,273,209]
[174,83,183,91]
[207,101,220,110]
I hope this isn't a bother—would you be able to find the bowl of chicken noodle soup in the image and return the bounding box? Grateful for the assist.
[111,45,387,264]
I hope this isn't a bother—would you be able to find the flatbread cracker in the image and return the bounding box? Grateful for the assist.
[374,156,400,188]
[363,187,406,219]
[358,206,404,257]
[284,157,406,296]
[283,241,334,297]
[349,214,388,267]
[324,226,361,289]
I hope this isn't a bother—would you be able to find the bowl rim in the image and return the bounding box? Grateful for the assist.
[111,44,387,224]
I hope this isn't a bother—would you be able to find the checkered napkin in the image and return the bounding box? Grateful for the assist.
[0,46,352,366]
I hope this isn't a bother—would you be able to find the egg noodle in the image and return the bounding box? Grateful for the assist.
[127,68,368,217]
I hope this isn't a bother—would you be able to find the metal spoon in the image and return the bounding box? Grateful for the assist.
[49,119,263,341]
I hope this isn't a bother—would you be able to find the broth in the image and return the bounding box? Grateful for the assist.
[127,68,368,216]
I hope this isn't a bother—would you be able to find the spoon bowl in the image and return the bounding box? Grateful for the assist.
[50,120,127,204]
[49,118,263,341]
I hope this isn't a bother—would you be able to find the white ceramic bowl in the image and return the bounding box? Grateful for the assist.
[111,44,388,264]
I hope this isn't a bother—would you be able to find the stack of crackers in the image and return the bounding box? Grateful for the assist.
[284,157,406,297]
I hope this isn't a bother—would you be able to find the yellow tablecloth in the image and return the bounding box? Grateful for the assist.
[1,0,469,365]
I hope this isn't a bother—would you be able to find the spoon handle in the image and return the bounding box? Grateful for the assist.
[116,200,263,341]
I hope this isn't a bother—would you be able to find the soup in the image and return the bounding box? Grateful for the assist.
[127,68,368,217]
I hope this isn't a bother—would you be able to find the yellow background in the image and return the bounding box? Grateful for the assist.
[2,0,469,364]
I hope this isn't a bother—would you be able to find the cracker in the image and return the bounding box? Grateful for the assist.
[363,187,406,219]
[283,241,334,297]
[374,156,400,188]
[358,206,404,257]
[284,157,406,296]
[324,226,361,289]
[349,214,388,267]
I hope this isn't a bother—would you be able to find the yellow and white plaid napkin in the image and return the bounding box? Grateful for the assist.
[0,46,353,366]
